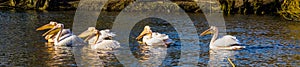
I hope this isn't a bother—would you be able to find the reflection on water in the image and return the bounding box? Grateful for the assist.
[45,43,76,66]
[287,23,300,40]
[137,44,167,66]
[72,45,122,67]
[0,10,299,66]
[208,50,237,67]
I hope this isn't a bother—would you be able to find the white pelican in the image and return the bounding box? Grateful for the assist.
[136,26,173,46]
[78,27,120,50]
[200,26,245,50]
[38,21,85,46]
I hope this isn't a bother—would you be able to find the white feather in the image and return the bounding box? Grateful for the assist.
[142,32,173,46]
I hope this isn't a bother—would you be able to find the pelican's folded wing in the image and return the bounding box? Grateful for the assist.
[92,40,120,50]
[213,35,241,47]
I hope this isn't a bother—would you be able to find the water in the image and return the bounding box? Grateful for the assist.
[0,10,299,66]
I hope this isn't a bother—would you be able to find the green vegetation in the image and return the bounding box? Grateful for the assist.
[0,0,299,21]
[219,0,299,21]
[278,0,300,21]
[0,0,75,10]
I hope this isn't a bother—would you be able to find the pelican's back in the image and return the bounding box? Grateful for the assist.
[92,40,120,50]
[153,32,173,45]
[152,33,169,39]
[143,32,173,45]
[99,29,116,38]
[213,35,240,47]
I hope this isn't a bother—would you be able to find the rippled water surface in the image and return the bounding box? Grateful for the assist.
[0,10,299,66]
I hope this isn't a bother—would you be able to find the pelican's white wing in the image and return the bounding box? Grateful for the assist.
[152,32,173,44]
[144,37,165,45]
[99,29,116,38]
[143,32,173,45]
[152,33,169,39]
[212,35,241,47]
[92,40,120,50]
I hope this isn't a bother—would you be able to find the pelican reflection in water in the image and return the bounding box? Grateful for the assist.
[37,21,85,46]
[136,26,173,47]
[200,26,245,50]
[78,27,120,50]
[209,49,237,66]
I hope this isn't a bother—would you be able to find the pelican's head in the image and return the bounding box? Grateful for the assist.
[136,26,153,40]
[42,24,64,41]
[36,21,58,31]
[41,23,63,36]
[200,26,218,36]
[37,21,61,41]
[78,27,100,43]
[79,27,116,44]
[78,27,98,38]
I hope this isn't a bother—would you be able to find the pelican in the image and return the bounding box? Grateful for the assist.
[37,21,85,46]
[200,26,245,50]
[136,26,173,46]
[78,27,120,50]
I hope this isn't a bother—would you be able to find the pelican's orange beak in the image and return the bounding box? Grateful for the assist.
[79,27,100,44]
[85,29,99,44]
[136,26,152,40]
[83,33,96,43]
[200,29,212,36]
[45,34,55,42]
[36,21,58,31]
[42,24,61,37]
[36,21,61,37]
[36,24,55,31]
[45,34,55,40]
[42,28,60,36]
[78,27,97,38]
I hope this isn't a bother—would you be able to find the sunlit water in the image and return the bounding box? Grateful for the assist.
[0,10,299,66]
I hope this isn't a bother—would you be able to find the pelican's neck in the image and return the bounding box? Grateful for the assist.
[210,28,218,45]
[94,32,100,44]
[55,28,63,43]
[147,32,152,38]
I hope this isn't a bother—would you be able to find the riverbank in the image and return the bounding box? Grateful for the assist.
[0,0,280,13]
[0,0,298,21]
